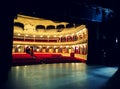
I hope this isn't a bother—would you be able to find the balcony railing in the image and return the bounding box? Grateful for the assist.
[13,38,87,46]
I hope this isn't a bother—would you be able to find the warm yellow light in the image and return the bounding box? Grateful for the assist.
[83,44,86,47]
[25,34,28,36]
[25,45,28,48]
[60,35,62,37]
[17,45,20,47]
[66,45,69,48]
[72,33,74,35]
[18,34,21,36]
[36,48,40,52]
[83,28,86,31]
[76,45,79,47]
[76,32,79,35]
[33,35,36,37]
[72,45,75,48]
[18,48,21,52]
[80,45,83,48]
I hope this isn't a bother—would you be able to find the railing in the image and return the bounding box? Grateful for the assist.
[13,38,87,46]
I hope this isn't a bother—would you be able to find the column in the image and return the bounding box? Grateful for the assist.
[66,35,68,42]
[47,36,49,42]
[24,35,25,41]
[59,36,61,42]
[33,36,35,42]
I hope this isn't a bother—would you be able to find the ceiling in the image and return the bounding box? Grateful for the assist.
[15,0,120,23]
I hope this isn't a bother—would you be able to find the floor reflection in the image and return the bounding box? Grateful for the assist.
[2,63,118,89]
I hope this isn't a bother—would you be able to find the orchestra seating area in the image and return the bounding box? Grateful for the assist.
[12,53,85,66]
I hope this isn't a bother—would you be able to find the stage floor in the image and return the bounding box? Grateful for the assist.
[2,63,119,89]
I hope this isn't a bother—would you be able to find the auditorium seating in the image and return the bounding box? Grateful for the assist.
[12,53,85,66]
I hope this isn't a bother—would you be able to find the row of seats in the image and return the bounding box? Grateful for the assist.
[12,53,85,66]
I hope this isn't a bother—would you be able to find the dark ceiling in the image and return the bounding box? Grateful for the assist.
[15,0,120,23]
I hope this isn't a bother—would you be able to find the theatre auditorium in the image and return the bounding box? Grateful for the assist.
[12,14,88,65]
[0,0,120,89]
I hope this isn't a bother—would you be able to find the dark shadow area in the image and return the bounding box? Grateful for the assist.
[0,70,11,89]
[102,68,120,89]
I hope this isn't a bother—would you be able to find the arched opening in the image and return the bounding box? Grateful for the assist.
[56,24,64,32]
[14,22,24,30]
[46,25,55,29]
[56,24,64,29]
[66,23,74,28]
[36,25,45,29]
